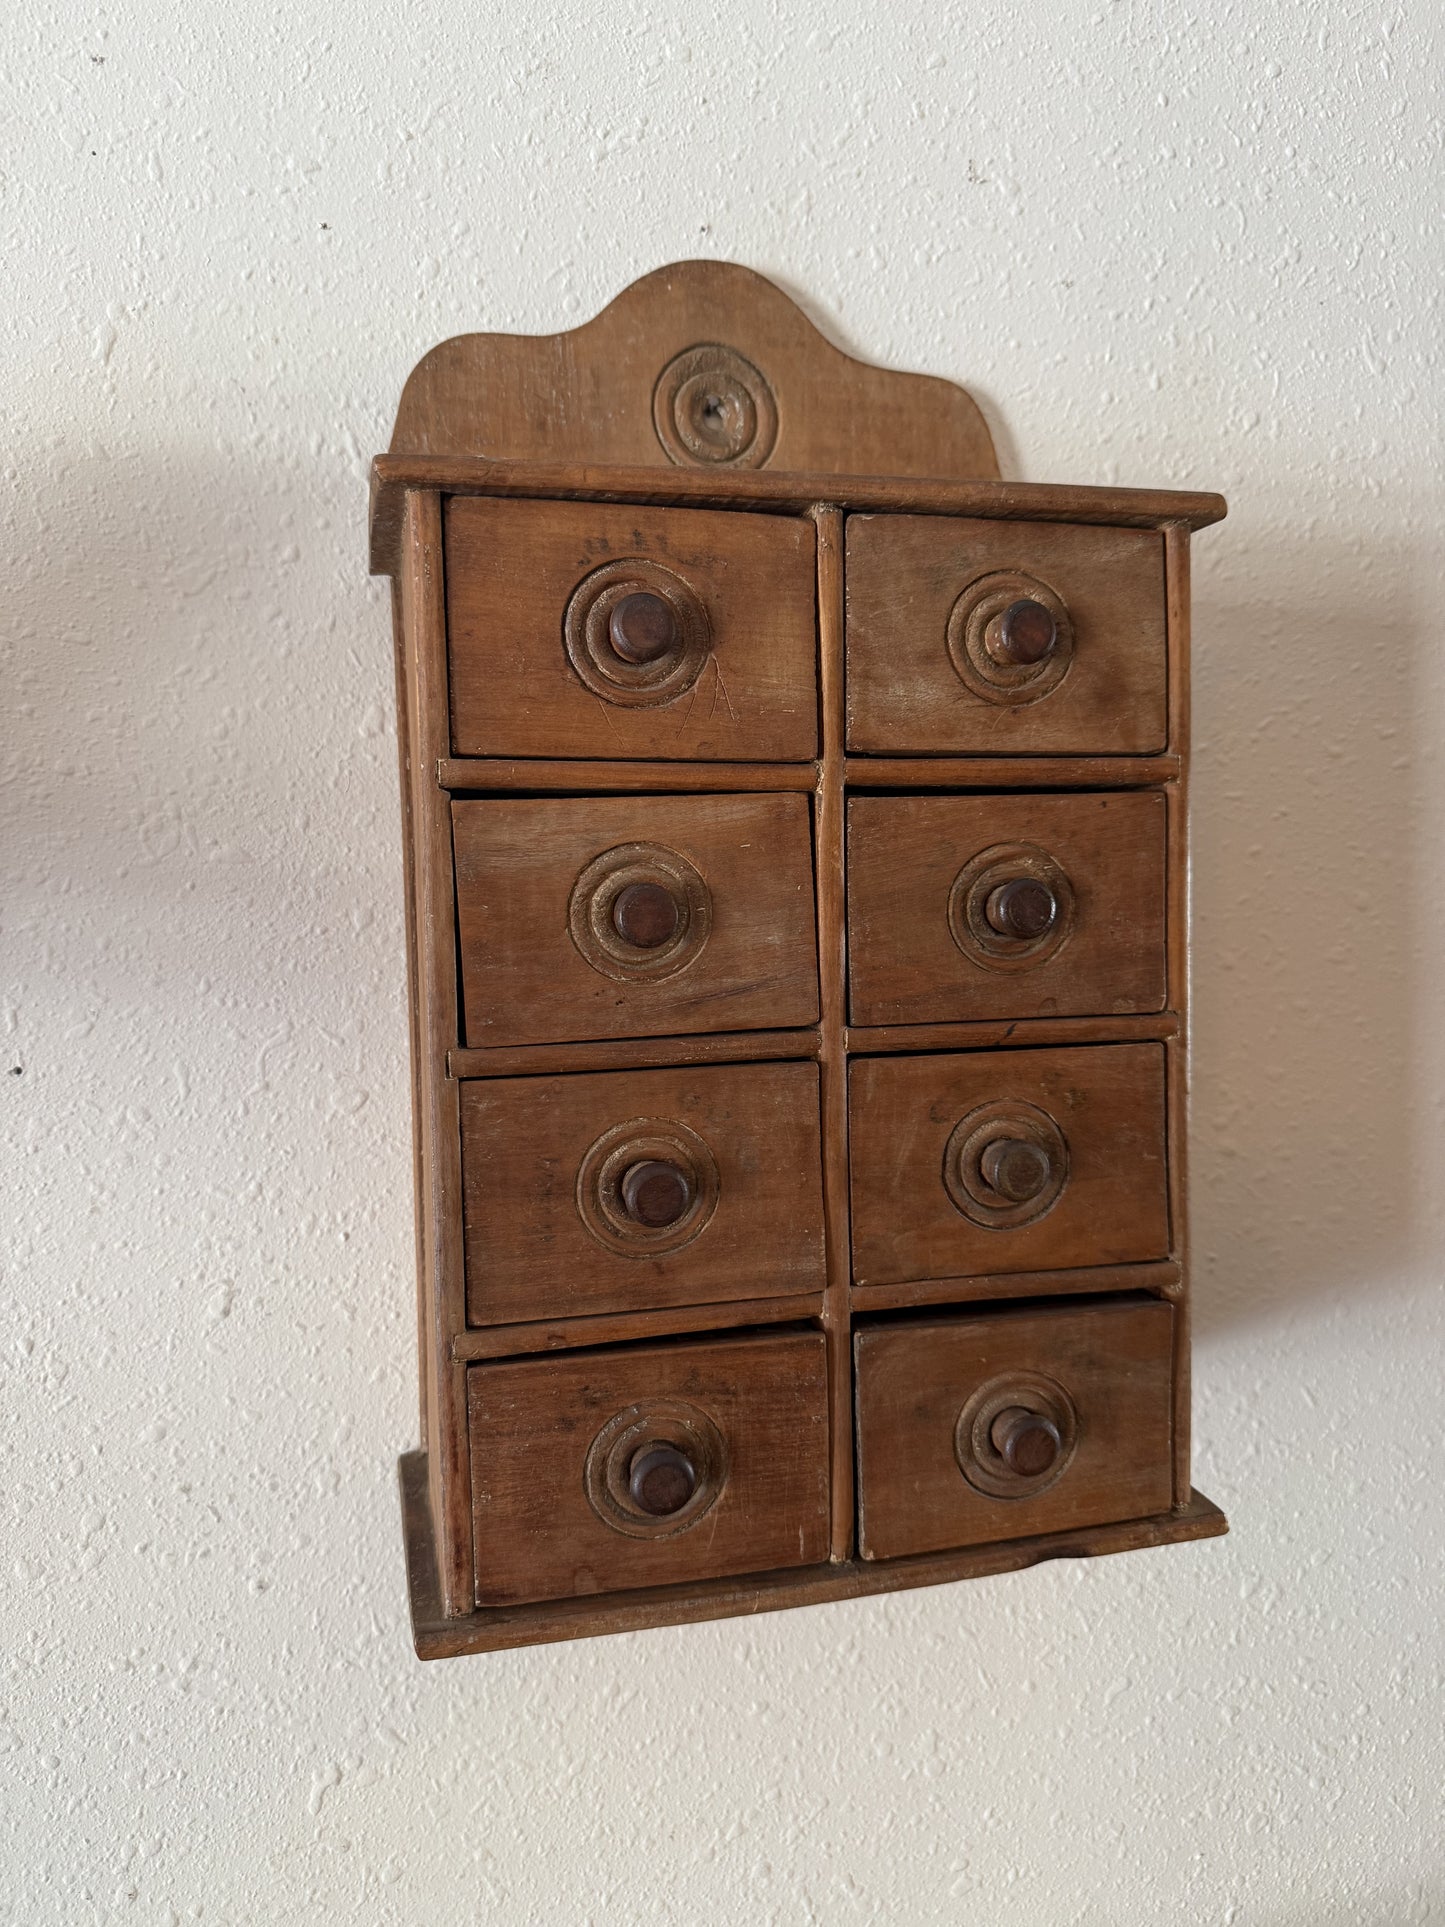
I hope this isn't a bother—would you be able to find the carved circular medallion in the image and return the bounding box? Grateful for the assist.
[584,1397,729,1539]
[942,1099,1070,1230]
[946,569,1074,706]
[653,343,779,468]
[568,842,712,985]
[947,841,1075,972]
[575,1115,721,1259]
[954,1371,1078,1499]
[564,558,713,708]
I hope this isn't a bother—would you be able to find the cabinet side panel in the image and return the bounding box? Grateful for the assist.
[400,491,473,1613]
[390,576,428,1446]
[1165,523,1192,1509]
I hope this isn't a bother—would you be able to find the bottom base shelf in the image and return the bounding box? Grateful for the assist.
[399,1452,1228,1659]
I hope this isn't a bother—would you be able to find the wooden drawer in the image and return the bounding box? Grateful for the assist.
[845,515,1167,755]
[854,1298,1173,1559]
[848,1044,1170,1287]
[468,1330,831,1606]
[461,1061,826,1325]
[846,791,1166,1026]
[453,792,820,1047]
[444,496,819,762]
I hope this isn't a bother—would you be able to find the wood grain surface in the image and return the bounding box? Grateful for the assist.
[468,1330,830,1607]
[460,1061,826,1324]
[854,1297,1174,1560]
[369,459,1227,578]
[451,1293,824,1361]
[848,1044,1171,1286]
[403,1450,1224,1655]
[846,790,1167,1026]
[398,492,474,1614]
[445,496,818,762]
[453,792,820,1047]
[388,260,999,478]
[845,514,1168,755]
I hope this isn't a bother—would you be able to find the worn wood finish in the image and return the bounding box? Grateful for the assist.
[812,506,856,1561]
[848,1045,1171,1287]
[370,458,1227,576]
[449,1029,819,1080]
[460,1061,826,1325]
[854,1298,1175,1560]
[453,791,819,1047]
[850,1260,1181,1316]
[1164,523,1193,1508]
[451,1293,824,1361]
[843,754,1180,791]
[389,575,428,1443]
[401,1450,1225,1656]
[398,493,473,1615]
[439,757,819,794]
[845,1013,1178,1056]
[846,790,1168,1027]
[846,515,1169,756]
[445,497,818,763]
[468,1330,830,1607]
[389,261,998,479]
[375,269,1224,1650]
[439,754,1180,795]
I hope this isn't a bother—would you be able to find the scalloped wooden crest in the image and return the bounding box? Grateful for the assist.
[387,260,999,480]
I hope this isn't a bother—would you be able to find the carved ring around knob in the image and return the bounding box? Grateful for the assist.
[943,1098,1069,1230]
[947,841,1074,972]
[568,842,712,985]
[575,1115,721,1259]
[652,343,778,469]
[584,1397,728,1538]
[564,558,713,708]
[946,569,1074,706]
[954,1371,1078,1499]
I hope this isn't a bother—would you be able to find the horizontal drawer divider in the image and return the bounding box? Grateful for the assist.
[449,1027,822,1080]
[452,1293,825,1362]
[845,1014,1179,1056]
[439,757,821,794]
[843,756,1180,791]
[850,1261,1182,1316]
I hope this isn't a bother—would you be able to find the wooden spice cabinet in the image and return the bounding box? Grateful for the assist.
[369,262,1228,1657]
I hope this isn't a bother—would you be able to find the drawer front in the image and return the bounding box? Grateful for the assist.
[855,1298,1173,1560]
[454,792,820,1047]
[469,1331,831,1606]
[845,514,1167,755]
[461,1061,827,1325]
[846,791,1166,1026]
[848,1044,1170,1287]
[445,497,819,762]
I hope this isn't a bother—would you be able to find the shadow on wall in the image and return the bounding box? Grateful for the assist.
[1188,533,1426,1339]
[5,439,398,1071]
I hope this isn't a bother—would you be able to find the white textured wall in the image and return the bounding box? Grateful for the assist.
[5,3,1442,1920]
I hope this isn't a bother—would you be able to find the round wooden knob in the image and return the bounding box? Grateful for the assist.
[620,1159,693,1228]
[990,1406,1062,1478]
[628,1444,697,1516]
[608,591,680,665]
[979,1137,1051,1203]
[611,880,680,949]
[989,597,1058,667]
[984,876,1058,941]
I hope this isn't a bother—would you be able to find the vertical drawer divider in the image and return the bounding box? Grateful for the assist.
[810,504,856,1562]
